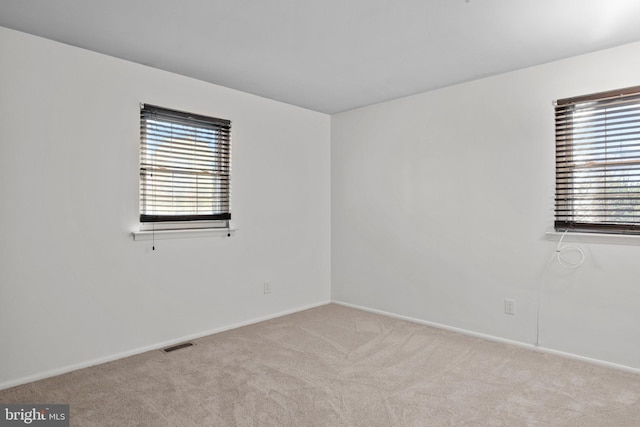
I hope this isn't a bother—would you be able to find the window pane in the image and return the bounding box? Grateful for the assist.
[140,105,231,223]
[555,87,640,234]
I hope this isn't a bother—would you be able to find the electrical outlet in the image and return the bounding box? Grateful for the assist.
[264,281,271,294]
[504,299,515,315]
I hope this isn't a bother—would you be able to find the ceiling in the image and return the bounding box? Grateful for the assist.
[2,1,640,114]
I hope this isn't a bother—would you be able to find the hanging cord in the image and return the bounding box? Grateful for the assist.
[555,229,585,269]
[152,223,156,251]
[535,229,585,346]
[535,252,555,347]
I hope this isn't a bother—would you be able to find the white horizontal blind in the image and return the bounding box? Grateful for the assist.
[140,104,231,223]
[555,86,640,234]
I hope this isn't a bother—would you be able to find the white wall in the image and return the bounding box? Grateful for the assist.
[0,27,331,388]
[332,41,640,370]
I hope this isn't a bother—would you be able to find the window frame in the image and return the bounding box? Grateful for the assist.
[139,103,232,232]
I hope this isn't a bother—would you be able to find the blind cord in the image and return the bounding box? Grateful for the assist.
[555,229,585,269]
[535,229,585,347]
[535,253,554,347]
[152,223,155,251]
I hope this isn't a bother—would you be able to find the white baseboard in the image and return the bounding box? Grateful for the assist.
[0,300,331,391]
[5,298,635,391]
[332,300,640,375]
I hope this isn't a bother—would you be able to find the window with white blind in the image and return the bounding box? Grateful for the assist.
[139,104,231,230]
[555,86,640,234]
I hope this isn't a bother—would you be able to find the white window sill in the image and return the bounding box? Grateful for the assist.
[132,227,237,241]
[544,231,640,246]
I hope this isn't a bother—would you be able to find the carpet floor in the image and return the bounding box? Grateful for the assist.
[2,303,640,426]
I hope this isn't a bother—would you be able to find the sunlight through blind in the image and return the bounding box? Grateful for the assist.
[555,86,640,234]
[140,104,231,223]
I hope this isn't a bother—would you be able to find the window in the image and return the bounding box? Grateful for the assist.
[555,86,640,234]
[139,104,231,230]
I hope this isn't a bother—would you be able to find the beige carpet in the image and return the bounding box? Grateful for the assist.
[2,304,640,426]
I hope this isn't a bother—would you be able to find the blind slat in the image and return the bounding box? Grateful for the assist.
[555,86,640,233]
[140,104,231,223]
